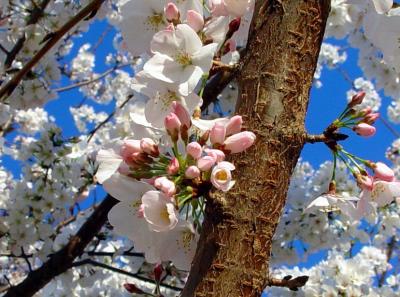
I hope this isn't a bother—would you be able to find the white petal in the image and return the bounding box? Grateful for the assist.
[103,173,154,202]
[176,24,203,55]
[95,149,123,184]
[192,117,229,131]
[373,0,393,13]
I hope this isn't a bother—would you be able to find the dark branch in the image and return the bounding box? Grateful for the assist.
[4,195,118,297]
[72,259,183,292]
[4,0,51,69]
[0,0,105,102]
[378,236,396,287]
[266,275,309,291]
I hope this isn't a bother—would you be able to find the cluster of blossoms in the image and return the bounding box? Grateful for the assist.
[96,103,255,268]
[306,92,400,222]
[93,0,257,271]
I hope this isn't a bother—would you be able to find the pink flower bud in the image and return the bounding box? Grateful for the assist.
[225,115,242,136]
[165,112,181,141]
[124,283,146,294]
[353,123,376,137]
[204,148,225,162]
[187,10,204,32]
[373,162,395,182]
[172,101,191,129]
[208,0,229,16]
[120,139,142,160]
[228,17,241,34]
[165,2,179,21]
[356,174,373,191]
[210,122,226,145]
[154,263,163,283]
[154,177,176,196]
[167,158,179,175]
[348,91,366,108]
[118,162,130,175]
[223,131,256,154]
[197,155,216,171]
[363,112,380,125]
[211,161,235,192]
[185,165,201,179]
[140,138,159,157]
[361,106,372,116]
[187,142,202,159]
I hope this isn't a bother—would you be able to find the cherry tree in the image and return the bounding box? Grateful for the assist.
[0,0,400,296]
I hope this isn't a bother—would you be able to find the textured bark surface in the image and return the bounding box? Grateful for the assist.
[182,1,331,296]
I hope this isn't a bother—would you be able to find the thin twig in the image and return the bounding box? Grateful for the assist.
[378,236,397,287]
[71,259,183,292]
[53,62,133,93]
[87,94,133,143]
[266,275,309,291]
[0,0,105,102]
[380,117,400,138]
[305,134,327,143]
[85,251,144,258]
[20,248,33,273]
[4,0,51,69]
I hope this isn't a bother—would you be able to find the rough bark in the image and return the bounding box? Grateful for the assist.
[181,1,331,296]
[4,196,118,297]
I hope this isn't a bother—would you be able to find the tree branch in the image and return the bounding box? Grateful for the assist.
[4,0,51,69]
[378,236,397,287]
[3,195,118,297]
[266,275,309,291]
[87,94,134,143]
[53,61,135,93]
[0,0,105,102]
[72,259,183,292]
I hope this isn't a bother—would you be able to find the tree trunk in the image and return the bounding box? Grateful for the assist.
[181,1,331,296]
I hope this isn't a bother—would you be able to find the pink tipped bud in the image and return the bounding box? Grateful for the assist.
[205,148,225,162]
[120,139,142,160]
[167,158,180,175]
[225,115,242,136]
[185,165,201,179]
[187,10,204,32]
[172,101,191,129]
[154,177,176,196]
[165,2,179,22]
[210,122,227,145]
[187,142,202,159]
[361,106,372,116]
[363,112,380,125]
[373,162,395,182]
[124,283,146,294]
[228,17,241,35]
[353,123,376,137]
[356,174,373,191]
[223,131,256,154]
[348,91,366,108]
[140,138,159,157]
[165,112,181,142]
[154,263,163,283]
[197,155,216,171]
